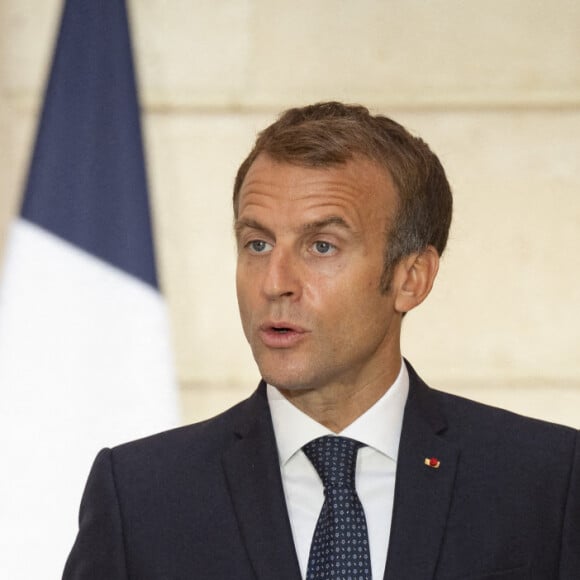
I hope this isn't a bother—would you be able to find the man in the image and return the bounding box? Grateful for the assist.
[64,102,579,579]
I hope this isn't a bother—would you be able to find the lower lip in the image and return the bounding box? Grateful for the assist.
[259,328,307,348]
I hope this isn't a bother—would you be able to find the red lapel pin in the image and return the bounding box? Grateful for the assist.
[424,457,441,469]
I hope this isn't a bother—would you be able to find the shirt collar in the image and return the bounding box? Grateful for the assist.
[267,360,409,465]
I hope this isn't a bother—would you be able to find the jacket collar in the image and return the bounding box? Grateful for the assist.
[222,383,302,580]
[383,361,460,579]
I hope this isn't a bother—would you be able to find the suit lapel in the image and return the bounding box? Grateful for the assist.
[384,364,460,579]
[222,383,302,580]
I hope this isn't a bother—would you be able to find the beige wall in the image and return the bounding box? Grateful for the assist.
[1,0,579,427]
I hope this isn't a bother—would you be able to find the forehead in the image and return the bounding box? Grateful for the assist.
[237,153,398,220]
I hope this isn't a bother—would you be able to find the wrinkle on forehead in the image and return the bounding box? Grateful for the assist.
[237,154,397,236]
[241,153,394,195]
[237,192,368,238]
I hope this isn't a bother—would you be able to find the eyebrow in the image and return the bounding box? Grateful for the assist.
[299,216,352,233]
[234,216,352,240]
[234,218,274,240]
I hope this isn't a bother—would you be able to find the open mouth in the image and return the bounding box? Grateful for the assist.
[259,323,307,347]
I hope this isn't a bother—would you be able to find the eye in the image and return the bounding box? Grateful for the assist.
[312,241,336,255]
[247,240,272,254]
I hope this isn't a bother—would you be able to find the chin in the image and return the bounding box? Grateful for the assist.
[252,350,296,386]
[258,366,312,392]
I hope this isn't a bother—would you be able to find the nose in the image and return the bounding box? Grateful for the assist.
[261,247,301,301]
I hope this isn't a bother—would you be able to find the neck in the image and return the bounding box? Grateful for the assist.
[278,358,403,432]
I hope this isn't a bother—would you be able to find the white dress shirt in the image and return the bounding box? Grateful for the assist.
[267,361,409,580]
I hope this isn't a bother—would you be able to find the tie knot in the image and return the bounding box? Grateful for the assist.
[303,436,362,489]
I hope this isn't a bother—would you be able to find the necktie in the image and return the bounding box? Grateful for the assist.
[303,436,372,580]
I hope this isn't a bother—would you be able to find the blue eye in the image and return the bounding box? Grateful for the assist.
[314,241,334,254]
[248,240,270,253]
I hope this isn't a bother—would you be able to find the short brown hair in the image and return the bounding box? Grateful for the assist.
[233,102,452,291]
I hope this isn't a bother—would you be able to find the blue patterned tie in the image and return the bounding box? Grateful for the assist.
[303,436,372,580]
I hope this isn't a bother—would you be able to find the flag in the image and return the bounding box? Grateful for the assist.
[0,1,178,577]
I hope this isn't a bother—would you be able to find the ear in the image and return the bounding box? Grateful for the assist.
[393,245,440,314]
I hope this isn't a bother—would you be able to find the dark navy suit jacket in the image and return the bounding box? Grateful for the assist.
[63,364,580,579]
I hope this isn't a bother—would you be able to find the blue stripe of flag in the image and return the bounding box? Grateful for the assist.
[21,0,158,289]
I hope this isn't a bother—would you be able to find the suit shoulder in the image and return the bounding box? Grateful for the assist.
[406,360,577,440]
[109,387,262,466]
[430,386,578,457]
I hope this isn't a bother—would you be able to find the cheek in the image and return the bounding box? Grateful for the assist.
[302,273,343,312]
[236,262,254,298]
[340,274,392,326]
[304,272,369,323]
[235,273,254,324]
[236,299,255,343]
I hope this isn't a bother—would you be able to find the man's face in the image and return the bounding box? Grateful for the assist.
[235,153,403,396]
